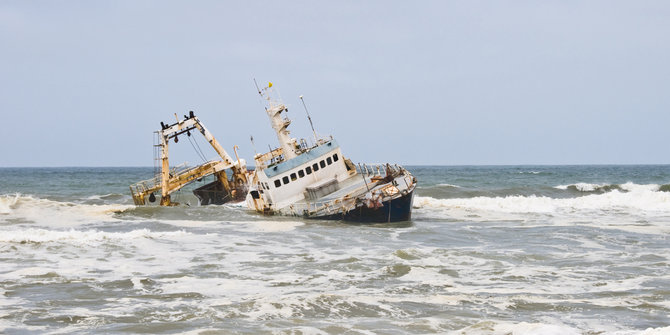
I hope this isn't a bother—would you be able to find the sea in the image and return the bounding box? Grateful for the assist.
[1,165,669,334]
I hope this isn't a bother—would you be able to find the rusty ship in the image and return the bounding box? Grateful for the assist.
[129,83,416,223]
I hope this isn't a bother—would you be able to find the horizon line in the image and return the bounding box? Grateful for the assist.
[2,163,670,169]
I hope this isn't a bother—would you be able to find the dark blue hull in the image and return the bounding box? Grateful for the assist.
[315,189,415,223]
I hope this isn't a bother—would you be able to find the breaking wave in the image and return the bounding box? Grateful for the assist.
[554,182,661,194]
[0,228,191,244]
[517,170,542,174]
[449,322,670,335]
[0,193,20,214]
[437,183,461,188]
[415,189,670,213]
[0,193,133,226]
[413,185,670,226]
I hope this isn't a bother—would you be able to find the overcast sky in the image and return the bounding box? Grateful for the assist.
[1,1,669,166]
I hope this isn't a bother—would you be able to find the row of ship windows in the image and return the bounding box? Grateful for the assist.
[273,154,339,188]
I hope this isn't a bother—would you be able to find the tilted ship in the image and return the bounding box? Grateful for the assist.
[130,83,416,223]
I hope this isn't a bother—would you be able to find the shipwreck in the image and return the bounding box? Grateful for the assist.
[130,83,416,223]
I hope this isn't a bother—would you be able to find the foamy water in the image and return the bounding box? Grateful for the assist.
[1,166,670,334]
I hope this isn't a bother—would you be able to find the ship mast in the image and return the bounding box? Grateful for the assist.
[258,82,298,160]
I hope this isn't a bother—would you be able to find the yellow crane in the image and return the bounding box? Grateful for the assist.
[129,111,248,206]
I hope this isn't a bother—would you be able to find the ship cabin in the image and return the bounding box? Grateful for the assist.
[252,139,354,211]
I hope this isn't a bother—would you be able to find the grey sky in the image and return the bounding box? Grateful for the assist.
[1,1,669,166]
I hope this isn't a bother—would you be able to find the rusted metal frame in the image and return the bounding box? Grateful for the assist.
[254,147,284,168]
[160,128,171,205]
[305,183,369,215]
[163,161,223,195]
[156,115,243,206]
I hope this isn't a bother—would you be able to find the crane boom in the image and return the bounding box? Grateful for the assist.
[130,112,248,206]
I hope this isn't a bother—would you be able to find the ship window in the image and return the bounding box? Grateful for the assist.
[333,154,339,162]
[283,176,289,185]
[327,157,332,165]
[320,160,326,168]
[313,163,319,171]
[274,180,281,188]
[298,170,305,178]
[265,182,270,189]
[291,173,297,181]
[306,166,312,174]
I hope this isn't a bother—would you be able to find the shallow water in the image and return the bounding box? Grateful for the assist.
[1,166,669,334]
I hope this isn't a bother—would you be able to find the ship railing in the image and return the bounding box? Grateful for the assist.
[303,194,359,216]
[129,175,161,199]
[355,163,404,177]
[129,162,193,198]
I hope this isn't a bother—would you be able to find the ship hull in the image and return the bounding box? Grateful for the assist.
[314,189,415,223]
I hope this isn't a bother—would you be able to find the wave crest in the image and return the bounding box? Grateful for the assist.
[0,194,133,226]
[0,228,190,244]
[413,186,670,226]
[554,182,660,193]
[437,183,461,188]
[0,193,21,214]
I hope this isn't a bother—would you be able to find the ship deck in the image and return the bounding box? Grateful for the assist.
[290,174,371,208]
[283,169,414,218]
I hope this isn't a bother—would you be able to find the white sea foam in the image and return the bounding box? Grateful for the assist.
[619,182,662,192]
[0,228,190,244]
[234,220,305,232]
[414,186,670,226]
[0,194,133,227]
[447,323,670,335]
[0,193,20,214]
[555,182,661,192]
[449,321,581,335]
[555,182,611,192]
[438,183,461,188]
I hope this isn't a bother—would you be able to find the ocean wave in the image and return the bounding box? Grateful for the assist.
[415,190,670,213]
[554,182,660,193]
[0,194,134,226]
[437,183,461,188]
[449,321,580,335]
[448,322,670,335]
[84,193,129,203]
[413,187,670,225]
[0,193,21,214]
[0,228,191,244]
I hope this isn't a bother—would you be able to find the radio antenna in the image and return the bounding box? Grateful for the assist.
[300,95,318,143]
[250,135,257,155]
[253,78,262,96]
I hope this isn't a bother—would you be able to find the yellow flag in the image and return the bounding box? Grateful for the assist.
[268,82,273,88]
